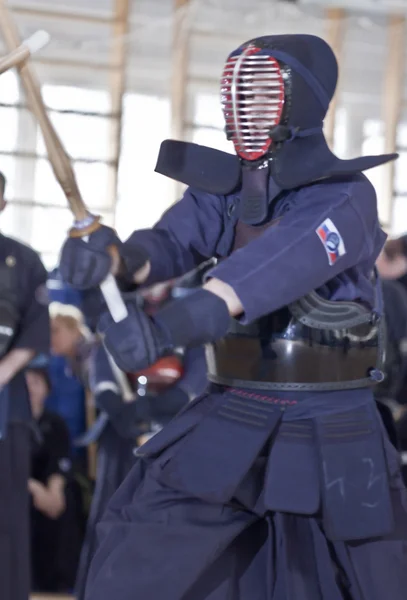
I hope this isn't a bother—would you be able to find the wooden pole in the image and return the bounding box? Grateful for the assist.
[107,0,130,225]
[0,29,50,74]
[379,15,406,229]
[171,0,190,141]
[170,0,191,203]
[324,7,346,149]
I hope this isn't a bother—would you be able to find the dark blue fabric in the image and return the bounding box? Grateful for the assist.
[239,165,270,225]
[5,237,50,356]
[98,301,164,373]
[155,139,241,195]
[154,35,396,196]
[83,390,407,600]
[47,268,83,307]
[270,48,331,109]
[0,235,50,424]
[315,403,393,541]
[46,271,86,449]
[59,226,149,292]
[210,175,385,323]
[237,35,396,188]
[0,386,9,440]
[88,344,144,440]
[99,289,228,374]
[88,342,117,394]
[126,173,385,323]
[59,225,119,290]
[75,424,137,600]
[179,346,208,399]
[239,34,338,115]
[46,356,86,453]
[124,187,231,287]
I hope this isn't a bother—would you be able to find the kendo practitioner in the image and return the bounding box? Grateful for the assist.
[0,171,50,600]
[59,35,407,600]
[73,283,206,600]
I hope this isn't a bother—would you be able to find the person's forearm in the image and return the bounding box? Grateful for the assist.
[28,476,66,519]
[0,348,35,386]
[203,277,243,317]
[132,260,151,284]
[46,475,66,519]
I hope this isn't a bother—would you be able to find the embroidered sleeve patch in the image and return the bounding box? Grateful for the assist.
[316,218,346,266]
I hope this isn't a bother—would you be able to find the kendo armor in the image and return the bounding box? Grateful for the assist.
[206,284,385,391]
[156,34,393,392]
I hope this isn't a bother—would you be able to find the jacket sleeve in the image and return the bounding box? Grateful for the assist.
[209,177,385,324]
[13,250,50,354]
[123,188,226,286]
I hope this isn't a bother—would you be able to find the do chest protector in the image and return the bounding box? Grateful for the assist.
[173,259,385,392]
[206,285,386,391]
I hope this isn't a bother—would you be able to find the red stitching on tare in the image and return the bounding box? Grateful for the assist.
[228,388,298,405]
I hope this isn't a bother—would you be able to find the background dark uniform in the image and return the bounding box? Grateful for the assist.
[0,198,50,599]
[30,404,82,593]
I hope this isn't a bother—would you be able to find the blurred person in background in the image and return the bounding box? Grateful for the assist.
[376,233,407,281]
[0,171,50,600]
[27,364,82,594]
[376,234,407,482]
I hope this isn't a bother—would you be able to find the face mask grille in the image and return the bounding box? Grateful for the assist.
[221,45,285,161]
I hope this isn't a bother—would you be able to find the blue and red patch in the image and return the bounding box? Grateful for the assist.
[316,218,346,266]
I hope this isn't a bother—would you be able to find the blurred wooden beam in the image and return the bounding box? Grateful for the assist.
[324,7,346,149]
[171,0,190,141]
[379,14,406,229]
[170,0,191,202]
[107,0,130,224]
[29,55,115,71]
[11,5,113,24]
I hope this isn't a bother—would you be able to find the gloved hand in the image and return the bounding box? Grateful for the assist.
[59,225,149,290]
[98,288,230,373]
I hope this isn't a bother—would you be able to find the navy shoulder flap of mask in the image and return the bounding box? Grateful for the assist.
[272,129,399,189]
[154,139,241,195]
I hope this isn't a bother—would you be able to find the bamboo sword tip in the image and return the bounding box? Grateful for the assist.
[22,30,50,54]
